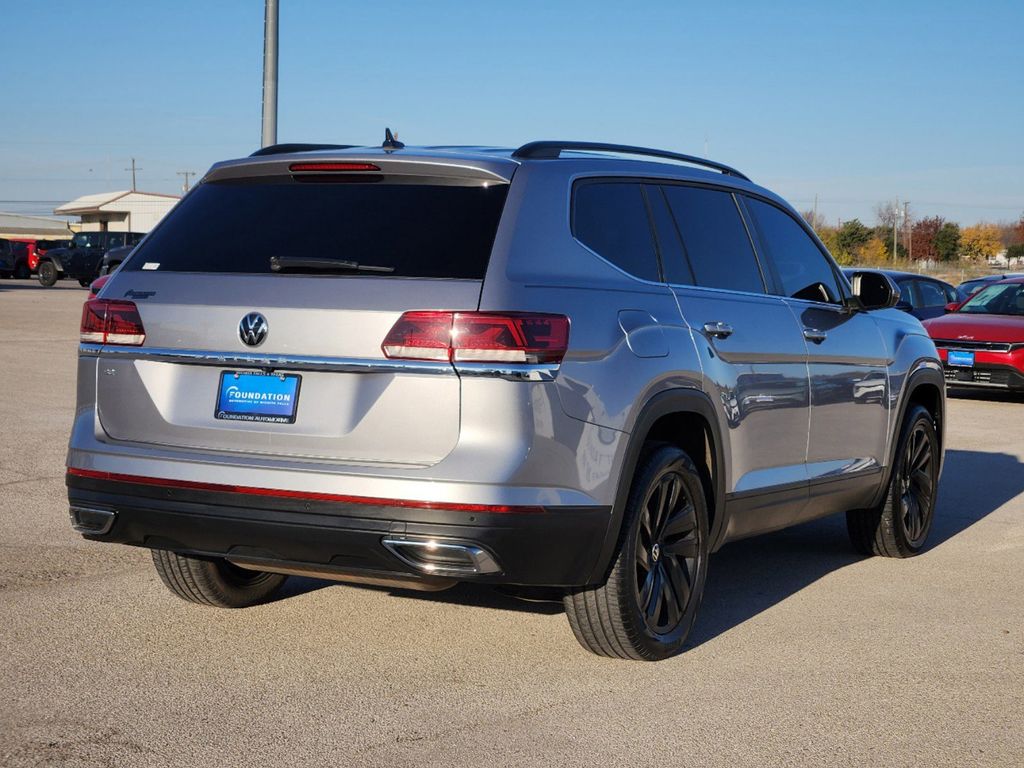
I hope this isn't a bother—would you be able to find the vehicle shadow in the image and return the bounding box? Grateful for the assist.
[277,449,1024,632]
[280,574,565,615]
[689,447,1023,647]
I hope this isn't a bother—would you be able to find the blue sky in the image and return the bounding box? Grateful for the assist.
[2,0,1021,225]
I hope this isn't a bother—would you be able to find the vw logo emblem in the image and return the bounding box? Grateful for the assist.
[239,312,268,347]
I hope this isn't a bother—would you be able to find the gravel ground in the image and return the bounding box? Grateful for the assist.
[1,280,1021,767]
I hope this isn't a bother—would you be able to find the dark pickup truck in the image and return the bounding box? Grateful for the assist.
[38,231,144,287]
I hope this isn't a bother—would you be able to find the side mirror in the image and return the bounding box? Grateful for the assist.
[944,302,961,313]
[895,300,914,313]
[848,271,899,310]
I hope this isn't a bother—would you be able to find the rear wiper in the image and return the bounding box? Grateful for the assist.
[269,256,395,274]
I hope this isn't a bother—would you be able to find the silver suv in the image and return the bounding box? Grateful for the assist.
[67,139,945,660]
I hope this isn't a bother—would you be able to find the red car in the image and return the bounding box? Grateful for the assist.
[923,277,1024,391]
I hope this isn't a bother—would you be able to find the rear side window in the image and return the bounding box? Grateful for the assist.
[911,279,948,308]
[745,197,841,304]
[662,185,765,294]
[124,179,509,278]
[572,182,660,282]
[646,185,694,285]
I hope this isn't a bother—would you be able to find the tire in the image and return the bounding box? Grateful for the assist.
[78,278,92,287]
[37,261,58,287]
[151,550,285,608]
[847,404,939,558]
[564,444,710,660]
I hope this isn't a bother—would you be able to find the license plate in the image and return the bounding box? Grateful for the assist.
[215,371,301,423]
[947,350,975,368]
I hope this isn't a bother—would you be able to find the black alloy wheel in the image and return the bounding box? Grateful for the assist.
[564,444,710,660]
[847,404,939,558]
[897,420,936,548]
[635,470,703,635]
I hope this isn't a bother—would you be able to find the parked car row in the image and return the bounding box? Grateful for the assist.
[923,277,1024,392]
[843,269,1024,393]
[36,230,144,287]
[841,269,967,321]
[0,237,72,279]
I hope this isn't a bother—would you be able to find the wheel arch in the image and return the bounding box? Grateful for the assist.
[586,387,728,584]
[871,359,945,508]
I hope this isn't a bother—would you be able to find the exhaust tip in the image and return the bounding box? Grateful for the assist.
[69,506,117,535]
[382,537,501,576]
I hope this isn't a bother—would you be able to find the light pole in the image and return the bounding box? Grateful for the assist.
[892,199,900,262]
[261,0,279,148]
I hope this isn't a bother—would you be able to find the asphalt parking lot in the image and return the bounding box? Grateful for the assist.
[1,280,1021,767]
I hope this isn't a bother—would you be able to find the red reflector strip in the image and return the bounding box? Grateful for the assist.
[288,162,381,172]
[66,468,543,514]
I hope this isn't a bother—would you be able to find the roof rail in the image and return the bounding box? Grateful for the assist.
[511,141,750,182]
[249,143,358,157]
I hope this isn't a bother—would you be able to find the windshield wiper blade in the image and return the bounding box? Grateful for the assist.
[270,256,395,273]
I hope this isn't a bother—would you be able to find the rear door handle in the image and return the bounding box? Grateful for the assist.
[703,321,734,339]
[803,328,828,344]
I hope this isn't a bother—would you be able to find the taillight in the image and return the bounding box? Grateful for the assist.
[382,311,569,364]
[80,299,146,345]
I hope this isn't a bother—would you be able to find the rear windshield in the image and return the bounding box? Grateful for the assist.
[123,178,509,279]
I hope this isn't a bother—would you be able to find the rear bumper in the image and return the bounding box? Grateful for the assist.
[67,472,612,587]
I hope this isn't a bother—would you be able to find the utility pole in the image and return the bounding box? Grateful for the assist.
[904,201,911,261]
[261,0,279,148]
[125,158,141,191]
[892,198,900,262]
[176,170,196,193]
[813,194,819,227]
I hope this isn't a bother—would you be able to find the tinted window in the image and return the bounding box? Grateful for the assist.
[125,179,509,278]
[746,197,840,303]
[645,185,693,284]
[662,186,764,293]
[106,233,126,248]
[72,232,103,249]
[913,279,947,308]
[573,182,659,281]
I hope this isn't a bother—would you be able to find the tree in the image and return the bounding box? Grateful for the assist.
[1003,215,1024,248]
[856,236,889,266]
[960,223,1003,261]
[933,222,961,261]
[911,216,944,262]
[816,226,848,264]
[836,219,872,255]
[874,200,900,230]
[801,209,826,231]
[1006,243,1024,264]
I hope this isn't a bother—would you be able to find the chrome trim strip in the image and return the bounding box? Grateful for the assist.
[79,343,453,375]
[454,361,559,382]
[79,344,559,380]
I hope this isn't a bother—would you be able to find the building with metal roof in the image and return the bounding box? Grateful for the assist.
[0,212,74,239]
[54,190,180,233]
